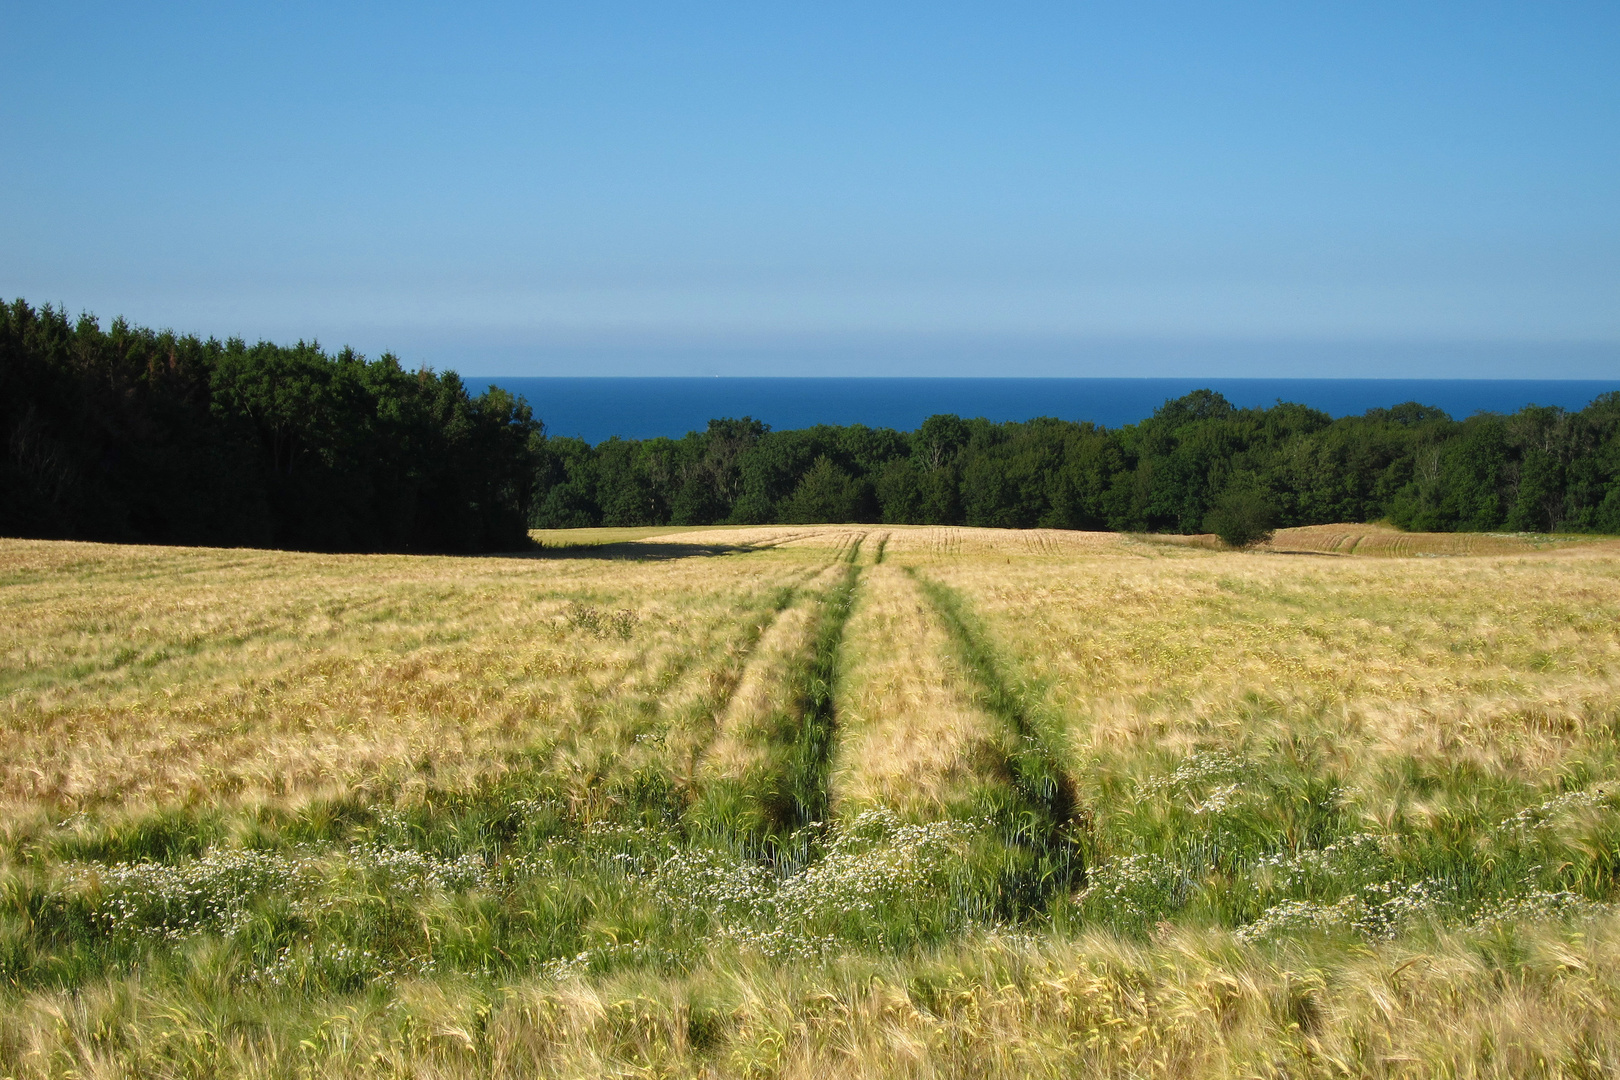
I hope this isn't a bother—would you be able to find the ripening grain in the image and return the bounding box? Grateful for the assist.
[698,561,848,793]
[0,538,823,815]
[830,563,1009,819]
[924,538,1620,780]
[5,525,1620,1079]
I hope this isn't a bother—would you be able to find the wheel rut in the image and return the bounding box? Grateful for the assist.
[688,531,1082,919]
[904,566,1087,900]
[689,534,865,858]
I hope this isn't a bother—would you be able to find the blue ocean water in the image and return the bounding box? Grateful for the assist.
[473,378,1620,445]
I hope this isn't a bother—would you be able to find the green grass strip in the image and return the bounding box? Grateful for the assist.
[783,554,862,833]
[906,568,1086,898]
[687,546,863,857]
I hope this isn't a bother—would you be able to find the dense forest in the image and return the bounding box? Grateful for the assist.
[535,389,1620,537]
[1,301,541,552]
[6,300,1620,551]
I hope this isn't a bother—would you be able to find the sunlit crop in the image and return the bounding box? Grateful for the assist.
[3,525,1620,1077]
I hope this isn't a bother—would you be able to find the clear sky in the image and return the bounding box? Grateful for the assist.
[3,2,1617,377]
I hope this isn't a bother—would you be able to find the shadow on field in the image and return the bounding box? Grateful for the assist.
[504,540,759,562]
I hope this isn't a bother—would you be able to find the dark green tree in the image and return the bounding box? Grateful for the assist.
[1204,488,1279,548]
[778,456,864,523]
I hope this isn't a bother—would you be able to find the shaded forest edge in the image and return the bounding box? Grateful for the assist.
[6,300,1620,552]
[3,301,540,552]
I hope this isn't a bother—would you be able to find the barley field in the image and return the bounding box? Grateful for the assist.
[4,525,1620,1078]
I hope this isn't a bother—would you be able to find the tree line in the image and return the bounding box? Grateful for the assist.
[536,388,1620,537]
[7,300,1619,552]
[2,301,541,552]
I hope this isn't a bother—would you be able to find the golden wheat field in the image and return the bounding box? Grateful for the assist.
[4,524,1620,1078]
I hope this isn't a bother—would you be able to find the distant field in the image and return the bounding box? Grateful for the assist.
[4,526,1620,1078]
[1264,521,1620,557]
[529,523,746,547]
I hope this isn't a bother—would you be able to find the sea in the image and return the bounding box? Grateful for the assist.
[472,378,1620,446]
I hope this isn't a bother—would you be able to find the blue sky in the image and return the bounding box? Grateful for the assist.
[3,2,1617,377]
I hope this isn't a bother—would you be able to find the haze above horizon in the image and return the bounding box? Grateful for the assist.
[3,3,1617,378]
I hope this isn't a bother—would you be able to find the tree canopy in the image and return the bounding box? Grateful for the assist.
[530,386,1620,536]
[2,301,541,551]
[8,299,1620,550]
